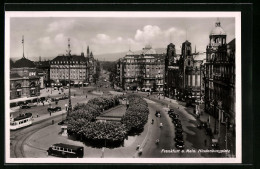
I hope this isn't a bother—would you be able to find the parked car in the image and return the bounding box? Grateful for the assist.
[205,127,213,136]
[175,133,183,139]
[17,101,25,106]
[168,109,174,113]
[175,123,182,128]
[170,114,179,119]
[174,137,184,144]
[175,142,185,150]
[10,102,17,108]
[20,105,31,109]
[211,139,219,148]
[172,119,181,124]
[47,106,62,113]
[175,128,183,133]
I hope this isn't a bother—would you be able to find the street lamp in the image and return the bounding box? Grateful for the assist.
[67,38,72,117]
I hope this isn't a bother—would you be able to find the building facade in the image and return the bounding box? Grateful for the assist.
[118,45,165,92]
[10,57,40,99]
[164,41,204,102]
[35,58,51,88]
[86,46,97,83]
[204,20,235,128]
[164,43,180,98]
[50,53,88,85]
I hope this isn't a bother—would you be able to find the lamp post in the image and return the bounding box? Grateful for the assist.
[67,38,72,117]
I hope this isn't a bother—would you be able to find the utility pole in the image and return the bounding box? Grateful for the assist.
[67,38,72,117]
[22,35,25,58]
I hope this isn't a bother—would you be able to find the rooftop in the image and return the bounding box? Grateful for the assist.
[13,57,36,68]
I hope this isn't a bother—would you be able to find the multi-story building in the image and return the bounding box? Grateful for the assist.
[86,46,97,83]
[10,56,40,99]
[50,52,88,85]
[35,57,51,88]
[164,43,180,98]
[164,41,205,101]
[204,19,235,128]
[119,45,165,92]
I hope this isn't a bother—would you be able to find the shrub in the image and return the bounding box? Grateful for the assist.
[67,95,125,145]
[121,94,149,133]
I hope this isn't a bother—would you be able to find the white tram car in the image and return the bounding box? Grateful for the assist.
[10,113,33,130]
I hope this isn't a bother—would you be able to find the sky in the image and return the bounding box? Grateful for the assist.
[9,16,235,61]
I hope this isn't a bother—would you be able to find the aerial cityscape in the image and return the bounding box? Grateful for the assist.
[7,15,237,161]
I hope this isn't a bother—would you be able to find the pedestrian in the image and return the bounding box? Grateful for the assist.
[50,111,52,116]
[160,123,163,128]
[204,139,207,146]
[42,101,45,106]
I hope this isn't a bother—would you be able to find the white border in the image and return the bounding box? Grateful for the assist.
[5,11,241,164]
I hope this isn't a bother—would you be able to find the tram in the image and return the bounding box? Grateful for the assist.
[47,143,84,158]
[10,113,33,130]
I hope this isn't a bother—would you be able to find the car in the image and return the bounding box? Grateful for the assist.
[175,131,183,137]
[175,142,185,149]
[175,123,182,128]
[47,106,62,113]
[168,109,174,113]
[168,111,175,115]
[211,139,219,148]
[205,127,213,136]
[174,137,184,144]
[170,114,179,120]
[155,110,161,117]
[172,119,181,124]
[20,105,31,109]
[200,122,208,128]
[175,128,183,133]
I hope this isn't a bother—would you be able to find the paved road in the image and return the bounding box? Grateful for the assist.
[139,99,177,157]
[10,114,63,158]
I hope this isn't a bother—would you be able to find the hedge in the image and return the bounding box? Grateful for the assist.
[121,94,149,133]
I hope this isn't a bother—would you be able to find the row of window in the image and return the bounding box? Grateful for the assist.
[52,60,85,64]
[51,146,75,153]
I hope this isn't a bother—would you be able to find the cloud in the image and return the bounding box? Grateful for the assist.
[38,36,51,44]
[91,34,124,45]
[134,25,162,42]
[47,19,75,32]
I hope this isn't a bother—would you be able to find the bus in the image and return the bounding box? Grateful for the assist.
[47,143,84,158]
[10,113,33,130]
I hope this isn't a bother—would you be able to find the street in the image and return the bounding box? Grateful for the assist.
[10,70,228,158]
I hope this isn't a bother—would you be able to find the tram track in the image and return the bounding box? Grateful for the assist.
[11,114,64,158]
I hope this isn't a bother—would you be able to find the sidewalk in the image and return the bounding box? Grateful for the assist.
[24,103,148,158]
[32,109,67,124]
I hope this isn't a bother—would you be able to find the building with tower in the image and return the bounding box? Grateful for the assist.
[86,46,98,83]
[164,41,204,102]
[204,19,236,133]
[179,40,204,102]
[164,43,180,98]
[10,36,41,99]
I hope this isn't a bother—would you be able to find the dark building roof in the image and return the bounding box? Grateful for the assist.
[227,38,235,49]
[51,55,87,64]
[10,59,15,68]
[10,73,22,79]
[35,60,50,69]
[13,57,36,68]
